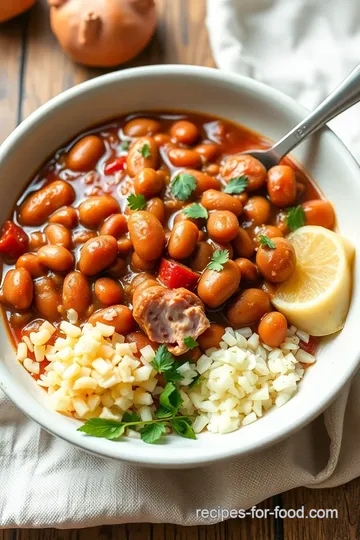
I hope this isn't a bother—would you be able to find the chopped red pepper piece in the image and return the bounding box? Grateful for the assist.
[158,258,199,291]
[299,335,319,356]
[0,221,29,260]
[104,156,127,175]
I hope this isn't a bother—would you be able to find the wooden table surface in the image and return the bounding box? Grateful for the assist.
[0,0,359,538]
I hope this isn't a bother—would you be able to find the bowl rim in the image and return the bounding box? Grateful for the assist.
[1,64,359,467]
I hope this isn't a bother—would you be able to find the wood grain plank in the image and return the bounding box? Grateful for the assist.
[0,13,24,142]
[282,484,360,540]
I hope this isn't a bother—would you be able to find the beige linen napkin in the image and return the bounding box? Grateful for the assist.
[2,0,360,528]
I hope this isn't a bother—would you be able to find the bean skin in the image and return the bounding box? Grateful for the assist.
[2,268,33,310]
[62,271,92,316]
[88,305,134,334]
[29,232,46,251]
[73,229,97,245]
[194,143,220,162]
[134,168,164,198]
[234,258,259,282]
[168,220,199,260]
[190,242,214,272]
[107,257,127,278]
[116,236,133,256]
[146,197,165,224]
[78,235,118,276]
[34,277,61,321]
[126,137,159,177]
[19,180,75,226]
[94,277,124,306]
[38,245,74,273]
[207,210,239,243]
[198,323,226,352]
[45,223,72,249]
[16,253,46,278]
[197,260,241,308]
[243,196,271,226]
[232,227,255,259]
[168,148,202,169]
[123,118,161,137]
[170,120,199,145]
[201,189,243,216]
[128,211,165,261]
[258,312,288,348]
[49,206,78,229]
[221,154,267,191]
[130,252,157,272]
[302,200,335,229]
[267,165,297,207]
[100,214,128,238]
[79,195,120,228]
[254,225,283,246]
[226,289,270,328]
[181,169,221,195]
[256,237,296,283]
[67,135,105,171]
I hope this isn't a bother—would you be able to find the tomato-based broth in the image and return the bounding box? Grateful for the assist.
[0,110,347,440]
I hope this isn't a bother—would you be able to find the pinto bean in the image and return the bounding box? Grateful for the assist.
[126,137,159,177]
[116,236,133,256]
[168,220,199,260]
[256,237,296,283]
[168,148,202,169]
[88,305,134,334]
[190,242,214,272]
[234,258,259,282]
[45,223,72,248]
[258,312,288,348]
[207,211,239,243]
[29,232,46,251]
[73,229,97,245]
[2,268,33,310]
[94,277,124,306]
[221,154,267,191]
[130,252,157,272]
[243,196,271,226]
[146,197,165,223]
[226,289,270,328]
[78,235,118,276]
[62,271,92,316]
[38,245,74,273]
[134,168,164,198]
[19,181,75,226]
[302,200,335,229]
[232,227,255,259]
[107,257,127,278]
[194,143,220,162]
[197,260,241,308]
[16,253,46,278]
[100,214,128,238]
[267,165,297,207]
[123,118,161,137]
[128,211,165,261]
[170,120,199,145]
[49,206,78,229]
[201,190,243,216]
[198,323,226,352]
[79,195,120,228]
[125,331,158,357]
[34,277,61,321]
[67,135,105,171]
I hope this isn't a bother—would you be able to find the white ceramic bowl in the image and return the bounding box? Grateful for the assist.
[0,65,359,468]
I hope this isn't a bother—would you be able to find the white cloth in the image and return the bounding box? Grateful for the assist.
[2,0,360,528]
[206,0,360,160]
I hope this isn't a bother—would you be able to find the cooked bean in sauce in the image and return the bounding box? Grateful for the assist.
[0,111,326,358]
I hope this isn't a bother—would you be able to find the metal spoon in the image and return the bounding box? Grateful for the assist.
[243,64,360,169]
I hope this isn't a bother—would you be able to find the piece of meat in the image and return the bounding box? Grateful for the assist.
[133,286,210,355]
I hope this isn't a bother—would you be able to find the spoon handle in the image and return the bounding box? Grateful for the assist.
[271,64,360,161]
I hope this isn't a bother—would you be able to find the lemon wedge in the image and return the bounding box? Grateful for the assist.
[272,226,354,336]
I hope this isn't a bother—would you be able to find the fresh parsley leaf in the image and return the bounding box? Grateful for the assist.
[184,336,198,349]
[77,418,125,440]
[164,360,184,383]
[183,203,208,219]
[127,193,147,211]
[151,344,175,373]
[258,234,276,249]
[140,422,166,444]
[138,143,151,158]
[189,373,201,388]
[286,205,306,231]
[170,418,196,440]
[159,382,183,414]
[207,249,229,272]
[120,140,130,152]
[155,406,173,419]
[223,176,248,194]
[122,411,140,423]
[170,173,197,200]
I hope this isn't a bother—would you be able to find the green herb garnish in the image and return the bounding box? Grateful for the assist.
[207,249,229,272]
[139,422,166,444]
[183,203,208,219]
[223,176,248,194]
[127,193,147,211]
[170,173,197,200]
[120,141,130,152]
[286,205,306,231]
[170,417,196,440]
[184,336,198,349]
[189,373,201,389]
[138,143,151,158]
[258,235,276,249]
[158,382,183,415]
[151,344,175,373]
